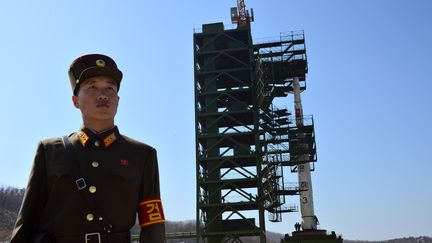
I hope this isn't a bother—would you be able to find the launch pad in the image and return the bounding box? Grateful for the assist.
[283,230,343,243]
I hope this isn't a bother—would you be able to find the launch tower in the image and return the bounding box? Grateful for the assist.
[193,1,342,242]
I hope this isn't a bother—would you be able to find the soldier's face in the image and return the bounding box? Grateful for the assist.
[72,76,120,124]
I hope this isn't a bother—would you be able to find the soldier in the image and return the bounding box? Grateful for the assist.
[10,54,166,243]
[294,222,301,232]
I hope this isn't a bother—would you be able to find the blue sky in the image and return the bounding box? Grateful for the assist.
[0,0,431,241]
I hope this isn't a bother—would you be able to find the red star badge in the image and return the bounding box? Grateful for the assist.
[120,159,129,166]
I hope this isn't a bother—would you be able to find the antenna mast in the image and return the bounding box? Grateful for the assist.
[231,0,254,28]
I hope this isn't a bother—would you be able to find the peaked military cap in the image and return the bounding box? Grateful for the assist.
[68,54,123,95]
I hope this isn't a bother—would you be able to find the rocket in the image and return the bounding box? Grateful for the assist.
[293,76,318,230]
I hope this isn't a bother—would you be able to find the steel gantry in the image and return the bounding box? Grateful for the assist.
[194,21,266,243]
[193,2,331,243]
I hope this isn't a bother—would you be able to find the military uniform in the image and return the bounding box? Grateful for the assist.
[10,54,166,243]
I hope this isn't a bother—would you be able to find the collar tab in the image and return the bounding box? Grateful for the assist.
[77,130,90,146]
[103,132,117,148]
[77,126,120,148]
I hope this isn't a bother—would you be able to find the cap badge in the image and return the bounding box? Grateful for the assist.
[96,59,106,67]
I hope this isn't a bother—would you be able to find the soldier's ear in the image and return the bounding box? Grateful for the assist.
[72,95,79,108]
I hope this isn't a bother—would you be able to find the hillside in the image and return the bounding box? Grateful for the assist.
[344,237,432,243]
[0,186,430,243]
[0,186,24,241]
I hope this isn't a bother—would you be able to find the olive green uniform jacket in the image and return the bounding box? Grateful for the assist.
[10,126,166,242]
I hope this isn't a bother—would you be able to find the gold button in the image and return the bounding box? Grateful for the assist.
[94,141,101,147]
[99,217,103,221]
[89,186,97,193]
[91,161,99,168]
[86,213,94,221]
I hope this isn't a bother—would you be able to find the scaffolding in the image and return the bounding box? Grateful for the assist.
[193,1,326,240]
[194,22,265,243]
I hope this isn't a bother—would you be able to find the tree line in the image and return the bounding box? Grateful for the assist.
[0,186,24,213]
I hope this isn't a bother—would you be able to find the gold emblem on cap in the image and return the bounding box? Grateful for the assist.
[96,59,106,67]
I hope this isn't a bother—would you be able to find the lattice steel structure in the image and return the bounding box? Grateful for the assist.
[194,22,266,243]
[194,20,316,241]
[193,4,321,242]
[254,30,316,225]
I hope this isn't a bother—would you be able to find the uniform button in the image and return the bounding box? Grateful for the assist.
[94,140,102,147]
[89,186,97,193]
[99,217,103,221]
[91,161,99,168]
[86,213,94,221]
